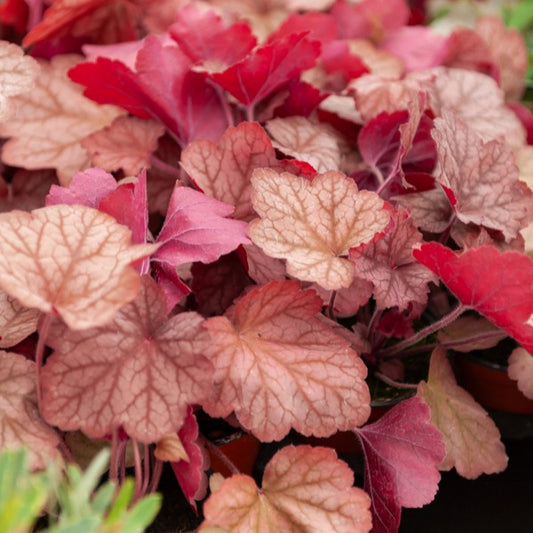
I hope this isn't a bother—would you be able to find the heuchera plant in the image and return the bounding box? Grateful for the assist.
[1,0,533,531]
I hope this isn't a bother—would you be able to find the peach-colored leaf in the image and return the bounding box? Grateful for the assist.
[508,347,533,400]
[41,276,213,443]
[0,41,39,120]
[432,110,533,241]
[349,206,437,310]
[417,347,508,479]
[203,281,370,441]
[249,169,390,290]
[201,445,372,533]
[0,351,60,469]
[265,117,341,172]
[0,55,124,185]
[0,290,39,348]
[181,122,278,221]
[0,204,157,330]
[428,67,525,148]
[82,115,165,175]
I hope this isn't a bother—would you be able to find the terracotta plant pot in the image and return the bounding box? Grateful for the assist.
[208,432,261,477]
[453,353,533,415]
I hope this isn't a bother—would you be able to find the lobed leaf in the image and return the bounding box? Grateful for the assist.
[201,445,372,533]
[41,276,213,442]
[355,397,445,533]
[417,348,508,478]
[0,204,157,330]
[203,281,370,441]
[0,351,60,469]
[413,243,533,353]
[249,169,390,290]
[508,347,533,400]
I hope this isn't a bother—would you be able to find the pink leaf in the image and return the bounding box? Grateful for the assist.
[349,206,437,310]
[46,167,117,208]
[432,110,533,241]
[0,351,60,469]
[201,445,372,533]
[82,116,165,175]
[170,407,209,510]
[203,281,370,441]
[180,122,278,221]
[154,186,250,267]
[508,347,533,400]
[41,276,213,442]
[417,348,508,478]
[355,397,445,533]
[209,32,321,110]
[0,204,156,330]
[413,243,533,353]
[249,169,390,290]
[169,5,256,68]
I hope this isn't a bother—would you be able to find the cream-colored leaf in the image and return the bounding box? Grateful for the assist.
[155,433,190,462]
[0,55,124,185]
[508,347,533,400]
[0,290,39,348]
[249,169,390,290]
[266,117,342,172]
[82,116,165,175]
[417,348,508,479]
[0,205,157,330]
[0,41,39,120]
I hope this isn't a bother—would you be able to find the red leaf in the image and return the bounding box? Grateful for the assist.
[69,36,228,146]
[41,276,213,442]
[169,5,256,67]
[203,281,371,441]
[154,185,251,267]
[209,32,321,110]
[201,445,372,533]
[413,242,533,353]
[355,397,445,533]
[358,110,408,188]
[23,0,142,47]
[170,407,209,511]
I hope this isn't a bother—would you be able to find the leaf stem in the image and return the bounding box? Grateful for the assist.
[36,313,52,409]
[140,443,151,497]
[109,428,119,483]
[245,104,255,123]
[147,458,163,494]
[149,155,182,179]
[131,438,143,502]
[374,371,418,390]
[327,290,337,320]
[376,303,468,358]
[202,435,241,476]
